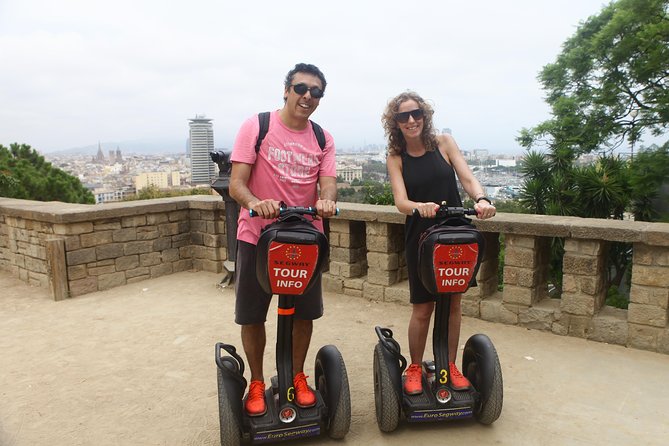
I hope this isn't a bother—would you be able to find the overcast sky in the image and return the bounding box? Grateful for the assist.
[0,0,613,154]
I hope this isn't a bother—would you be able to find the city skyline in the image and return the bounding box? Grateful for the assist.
[1,0,635,156]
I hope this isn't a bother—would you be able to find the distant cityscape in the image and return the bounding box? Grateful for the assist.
[42,115,594,205]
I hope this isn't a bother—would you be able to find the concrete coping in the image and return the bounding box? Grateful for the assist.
[2,197,668,246]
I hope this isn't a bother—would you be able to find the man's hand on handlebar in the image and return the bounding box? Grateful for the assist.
[248,199,281,219]
[314,199,337,220]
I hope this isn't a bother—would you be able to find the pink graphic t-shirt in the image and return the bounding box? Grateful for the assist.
[231,110,336,245]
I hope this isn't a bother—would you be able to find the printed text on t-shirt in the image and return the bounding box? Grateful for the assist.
[267,144,319,180]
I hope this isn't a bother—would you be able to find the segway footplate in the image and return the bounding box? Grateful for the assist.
[244,389,327,443]
[404,386,478,422]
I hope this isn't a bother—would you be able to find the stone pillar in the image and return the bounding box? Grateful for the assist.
[560,239,608,338]
[464,231,500,317]
[323,219,367,293]
[46,237,68,301]
[363,222,403,302]
[502,235,550,305]
[501,234,550,324]
[0,212,8,269]
[365,222,403,285]
[628,243,669,353]
[190,208,224,273]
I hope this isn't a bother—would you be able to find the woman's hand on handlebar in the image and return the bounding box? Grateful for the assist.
[474,201,496,220]
[248,199,281,219]
[314,199,337,220]
[413,202,439,218]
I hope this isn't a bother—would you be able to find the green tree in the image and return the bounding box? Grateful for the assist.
[136,185,163,200]
[0,169,19,196]
[0,143,94,204]
[518,0,669,154]
[575,155,630,219]
[492,199,530,214]
[362,181,394,205]
[337,187,356,199]
[516,0,669,307]
[356,160,389,183]
[629,142,669,221]
[363,160,388,180]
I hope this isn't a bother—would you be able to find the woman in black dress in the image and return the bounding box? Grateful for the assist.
[384,91,496,396]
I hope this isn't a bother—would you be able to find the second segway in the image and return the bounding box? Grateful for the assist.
[215,205,351,445]
[373,204,503,432]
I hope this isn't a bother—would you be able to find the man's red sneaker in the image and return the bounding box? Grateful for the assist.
[293,372,317,408]
[449,362,471,390]
[403,363,423,395]
[244,380,267,416]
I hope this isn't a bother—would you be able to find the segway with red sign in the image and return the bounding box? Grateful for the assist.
[215,206,350,445]
[373,205,502,432]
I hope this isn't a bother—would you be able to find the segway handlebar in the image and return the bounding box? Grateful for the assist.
[412,204,477,218]
[250,205,340,218]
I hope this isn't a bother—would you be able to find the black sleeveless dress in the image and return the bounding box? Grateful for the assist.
[402,148,462,303]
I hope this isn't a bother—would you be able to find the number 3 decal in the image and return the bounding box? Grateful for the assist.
[439,368,448,384]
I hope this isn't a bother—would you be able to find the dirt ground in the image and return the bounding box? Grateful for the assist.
[1,269,669,446]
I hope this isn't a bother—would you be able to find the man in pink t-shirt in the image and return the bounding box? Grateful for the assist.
[229,63,337,417]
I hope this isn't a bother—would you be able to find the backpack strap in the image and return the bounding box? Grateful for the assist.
[311,121,326,150]
[255,111,271,153]
[255,111,326,153]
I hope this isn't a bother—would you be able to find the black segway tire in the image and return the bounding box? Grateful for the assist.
[315,345,351,439]
[217,357,244,446]
[462,334,503,425]
[373,343,401,432]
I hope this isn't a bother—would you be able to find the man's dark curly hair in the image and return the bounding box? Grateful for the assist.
[382,91,439,156]
[284,63,327,96]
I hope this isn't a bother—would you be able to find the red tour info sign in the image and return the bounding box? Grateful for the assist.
[432,243,479,293]
[267,241,319,295]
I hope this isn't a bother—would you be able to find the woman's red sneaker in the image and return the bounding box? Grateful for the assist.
[403,363,423,395]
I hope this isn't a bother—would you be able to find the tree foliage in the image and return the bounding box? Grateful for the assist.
[363,182,394,205]
[629,141,669,221]
[519,0,669,154]
[336,180,394,205]
[520,151,639,218]
[0,143,94,203]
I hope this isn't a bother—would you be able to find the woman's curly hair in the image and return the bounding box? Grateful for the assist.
[382,91,439,156]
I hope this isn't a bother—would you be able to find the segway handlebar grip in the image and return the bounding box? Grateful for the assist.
[412,206,477,218]
[250,206,340,217]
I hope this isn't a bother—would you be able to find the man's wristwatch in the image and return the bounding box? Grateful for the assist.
[476,196,493,206]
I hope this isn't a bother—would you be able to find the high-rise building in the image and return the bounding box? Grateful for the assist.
[188,115,216,185]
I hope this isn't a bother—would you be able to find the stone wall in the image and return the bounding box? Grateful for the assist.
[1,197,668,354]
[324,203,669,354]
[0,196,226,299]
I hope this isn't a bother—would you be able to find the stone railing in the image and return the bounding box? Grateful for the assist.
[0,196,227,297]
[1,197,668,354]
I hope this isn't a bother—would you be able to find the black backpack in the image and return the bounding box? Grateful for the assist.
[254,111,326,153]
